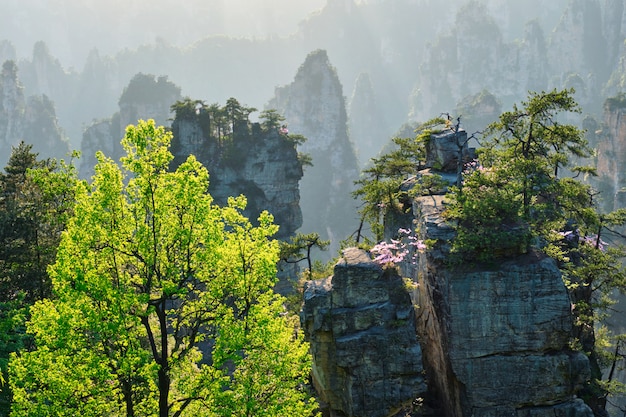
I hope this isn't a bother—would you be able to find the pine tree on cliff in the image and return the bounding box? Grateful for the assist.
[445,89,626,415]
[355,89,626,415]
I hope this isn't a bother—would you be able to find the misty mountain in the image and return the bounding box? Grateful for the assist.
[3,0,626,254]
[1,0,581,157]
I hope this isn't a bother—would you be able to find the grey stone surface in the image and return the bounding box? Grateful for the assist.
[301,248,426,417]
[268,49,359,258]
[302,122,594,417]
[411,192,593,417]
[425,129,468,172]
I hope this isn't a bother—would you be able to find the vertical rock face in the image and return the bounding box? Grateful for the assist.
[268,49,360,256]
[405,135,593,417]
[79,113,123,179]
[0,60,69,167]
[79,75,303,246]
[596,98,626,211]
[594,99,626,415]
[603,0,626,69]
[303,131,593,416]
[549,0,607,83]
[170,116,304,242]
[79,74,181,179]
[412,196,591,416]
[348,72,388,167]
[301,248,426,417]
[413,3,550,122]
[0,61,25,159]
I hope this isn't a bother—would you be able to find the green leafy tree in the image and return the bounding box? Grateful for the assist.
[557,208,626,413]
[445,88,594,260]
[0,142,78,415]
[259,109,285,132]
[352,122,438,242]
[0,142,78,303]
[9,120,317,417]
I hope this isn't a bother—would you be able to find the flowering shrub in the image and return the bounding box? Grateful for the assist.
[370,228,426,267]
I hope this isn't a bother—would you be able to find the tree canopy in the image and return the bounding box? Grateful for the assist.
[9,120,317,417]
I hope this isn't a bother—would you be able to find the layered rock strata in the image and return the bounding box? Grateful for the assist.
[410,195,592,417]
[301,247,426,417]
[302,128,593,416]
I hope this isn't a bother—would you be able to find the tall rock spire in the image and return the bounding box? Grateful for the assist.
[268,49,360,257]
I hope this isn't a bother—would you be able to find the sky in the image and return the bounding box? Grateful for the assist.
[0,0,327,67]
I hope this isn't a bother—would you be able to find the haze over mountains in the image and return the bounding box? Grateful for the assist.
[0,0,326,67]
[2,0,587,160]
[3,0,622,258]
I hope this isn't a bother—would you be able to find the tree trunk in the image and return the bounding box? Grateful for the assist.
[158,367,170,417]
[122,381,135,417]
[157,301,170,417]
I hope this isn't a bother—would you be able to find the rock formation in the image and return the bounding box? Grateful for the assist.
[595,95,626,212]
[0,60,69,167]
[348,72,388,168]
[302,128,593,417]
[409,132,592,416]
[170,111,303,243]
[79,73,181,179]
[268,49,360,257]
[301,247,426,417]
[592,96,626,415]
[409,194,591,417]
[80,76,303,245]
[411,0,611,122]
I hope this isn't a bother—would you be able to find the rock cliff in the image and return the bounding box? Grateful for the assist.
[79,73,181,179]
[267,49,360,257]
[348,72,388,167]
[592,96,626,415]
[409,194,591,417]
[412,0,609,125]
[301,247,426,417]
[170,114,303,242]
[0,60,69,167]
[80,76,303,245]
[302,129,593,417]
[595,96,626,211]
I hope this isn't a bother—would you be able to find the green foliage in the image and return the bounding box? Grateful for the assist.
[259,109,285,131]
[443,89,626,413]
[352,130,430,242]
[211,292,317,417]
[297,152,313,170]
[0,142,78,415]
[280,232,330,280]
[0,296,29,414]
[170,97,205,120]
[445,88,592,260]
[443,168,530,263]
[0,141,77,302]
[409,172,448,197]
[9,120,317,417]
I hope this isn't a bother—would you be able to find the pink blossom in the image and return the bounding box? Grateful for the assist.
[370,228,428,267]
